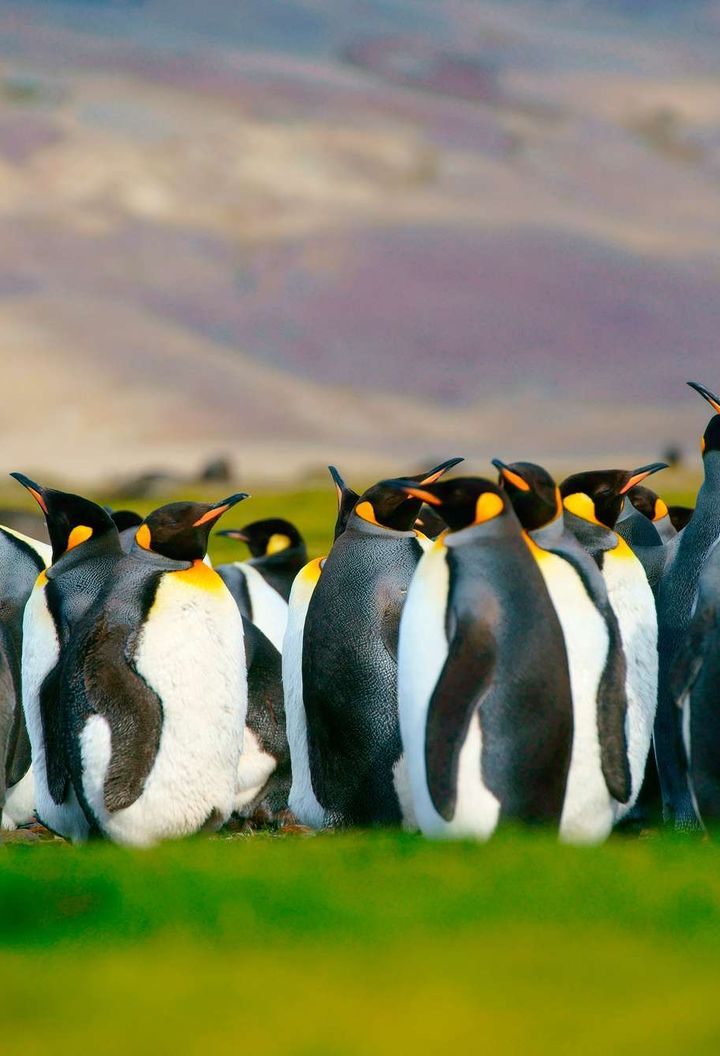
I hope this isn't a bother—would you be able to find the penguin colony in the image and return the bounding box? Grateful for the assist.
[2,380,720,846]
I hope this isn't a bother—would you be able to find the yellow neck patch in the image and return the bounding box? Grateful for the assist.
[521,531,549,562]
[35,569,48,588]
[563,492,600,525]
[173,559,225,592]
[474,492,504,524]
[67,525,93,551]
[266,533,291,555]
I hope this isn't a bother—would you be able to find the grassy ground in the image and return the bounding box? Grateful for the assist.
[1,829,720,1054]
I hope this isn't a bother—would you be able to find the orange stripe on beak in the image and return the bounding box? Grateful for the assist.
[193,504,230,527]
[28,487,48,515]
[499,467,530,492]
[402,486,442,506]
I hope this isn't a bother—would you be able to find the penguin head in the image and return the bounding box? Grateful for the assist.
[11,473,118,563]
[387,476,511,533]
[627,485,668,524]
[688,381,720,458]
[414,504,447,538]
[492,459,560,530]
[109,509,144,532]
[357,458,464,532]
[560,463,668,528]
[136,494,250,562]
[328,466,360,541]
[217,517,303,557]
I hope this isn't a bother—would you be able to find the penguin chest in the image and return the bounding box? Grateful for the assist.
[531,551,614,842]
[239,563,288,652]
[90,570,247,845]
[602,548,658,803]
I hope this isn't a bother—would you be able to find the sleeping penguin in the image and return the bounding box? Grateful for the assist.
[11,473,122,841]
[392,476,573,838]
[0,524,52,829]
[288,457,462,829]
[58,495,249,846]
[215,518,307,651]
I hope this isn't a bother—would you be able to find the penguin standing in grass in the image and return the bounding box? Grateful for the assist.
[216,518,307,651]
[559,465,664,824]
[284,465,357,829]
[59,495,249,845]
[290,458,461,828]
[392,477,573,838]
[493,460,630,842]
[0,525,52,829]
[11,474,122,840]
[655,381,720,827]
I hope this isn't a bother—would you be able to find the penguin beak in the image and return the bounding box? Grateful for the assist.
[688,381,720,414]
[384,480,442,506]
[192,493,250,527]
[619,463,669,495]
[215,529,250,542]
[328,465,347,500]
[417,457,463,485]
[491,458,530,492]
[10,472,49,514]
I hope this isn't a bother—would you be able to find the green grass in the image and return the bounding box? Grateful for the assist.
[1,829,720,1054]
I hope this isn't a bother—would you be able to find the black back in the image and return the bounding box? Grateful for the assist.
[302,517,423,826]
[427,521,573,823]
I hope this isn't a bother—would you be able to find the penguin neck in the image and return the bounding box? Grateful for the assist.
[615,497,634,523]
[249,543,308,574]
[48,530,122,576]
[528,512,564,548]
[128,541,194,572]
[672,455,720,580]
[346,512,417,540]
[444,516,512,547]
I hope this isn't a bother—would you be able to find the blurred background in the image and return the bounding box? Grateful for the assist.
[1,0,719,491]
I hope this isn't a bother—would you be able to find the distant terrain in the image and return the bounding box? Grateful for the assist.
[1,0,719,483]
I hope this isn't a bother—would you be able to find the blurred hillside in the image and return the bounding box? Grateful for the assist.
[1,0,720,484]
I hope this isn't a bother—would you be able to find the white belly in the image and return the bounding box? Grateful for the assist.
[397,541,501,839]
[285,559,326,828]
[241,564,288,652]
[235,727,277,811]
[603,548,659,819]
[80,572,246,847]
[3,765,35,829]
[532,551,614,844]
[21,583,89,841]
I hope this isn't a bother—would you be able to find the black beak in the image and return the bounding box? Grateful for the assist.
[688,381,720,414]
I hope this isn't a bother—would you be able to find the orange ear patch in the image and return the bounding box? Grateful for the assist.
[654,498,669,521]
[563,492,601,525]
[474,492,504,524]
[67,525,92,551]
[135,524,152,550]
[354,500,382,525]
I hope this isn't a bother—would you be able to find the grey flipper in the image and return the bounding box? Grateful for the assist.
[425,611,496,820]
[239,617,290,819]
[616,500,663,548]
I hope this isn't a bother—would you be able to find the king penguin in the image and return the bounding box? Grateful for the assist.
[11,474,122,840]
[655,381,720,828]
[492,460,631,842]
[670,539,720,828]
[215,518,307,652]
[628,486,676,543]
[59,494,249,846]
[393,476,573,838]
[559,465,663,825]
[288,457,462,828]
[0,524,52,829]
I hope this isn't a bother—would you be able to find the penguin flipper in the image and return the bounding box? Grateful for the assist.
[596,612,632,804]
[79,619,163,814]
[425,614,496,821]
[39,660,70,805]
[669,603,717,707]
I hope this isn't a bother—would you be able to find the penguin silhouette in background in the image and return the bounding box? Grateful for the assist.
[493,460,631,842]
[559,466,664,826]
[668,506,694,532]
[628,486,677,543]
[288,457,462,828]
[414,504,447,539]
[59,494,249,846]
[0,525,52,829]
[655,381,720,828]
[11,474,122,840]
[109,509,144,552]
[615,490,664,550]
[215,518,307,651]
[392,476,573,838]
[670,540,720,828]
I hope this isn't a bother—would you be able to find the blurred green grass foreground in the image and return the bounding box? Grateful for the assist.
[2,830,720,1054]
